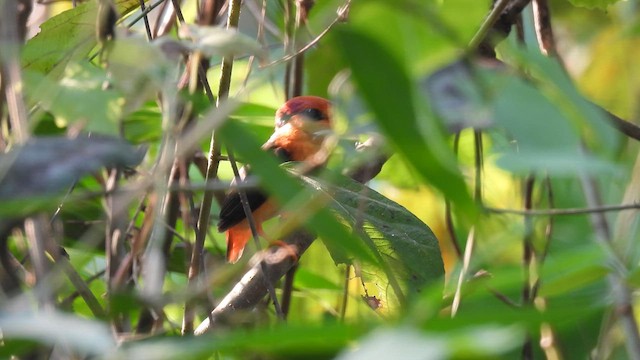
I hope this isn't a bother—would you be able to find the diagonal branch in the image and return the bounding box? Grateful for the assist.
[194,138,389,334]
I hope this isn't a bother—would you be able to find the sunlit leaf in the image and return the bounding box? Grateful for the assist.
[22,0,139,76]
[294,268,342,291]
[300,170,444,300]
[24,63,122,134]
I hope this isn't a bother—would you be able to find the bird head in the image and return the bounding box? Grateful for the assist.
[275,96,332,135]
[264,96,333,162]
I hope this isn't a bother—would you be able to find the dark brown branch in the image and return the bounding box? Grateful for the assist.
[603,107,640,142]
[472,0,532,58]
[194,230,315,334]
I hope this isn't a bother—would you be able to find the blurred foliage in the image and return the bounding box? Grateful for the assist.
[2,0,640,359]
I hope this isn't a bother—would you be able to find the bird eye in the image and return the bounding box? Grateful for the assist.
[300,108,325,121]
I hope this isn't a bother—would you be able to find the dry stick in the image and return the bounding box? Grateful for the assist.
[451,128,483,316]
[445,132,462,258]
[197,0,284,320]
[142,164,181,333]
[194,143,390,334]
[521,175,535,360]
[240,0,267,90]
[138,0,153,39]
[580,173,640,360]
[283,0,295,99]
[226,145,285,320]
[24,216,54,309]
[126,0,166,28]
[262,0,350,68]
[59,269,106,309]
[105,168,130,332]
[450,227,475,317]
[339,264,350,321]
[0,0,30,143]
[279,0,315,320]
[54,254,107,318]
[531,0,558,59]
[182,0,225,334]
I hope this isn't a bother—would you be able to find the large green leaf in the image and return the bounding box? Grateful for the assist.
[299,170,444,299]
[222,119,444,303]
[0,136,145,216]
[22,0,139,76]
[24,63,122,134]
[332,28,476,216]
[117,323,364,359]
[425,57,620,176]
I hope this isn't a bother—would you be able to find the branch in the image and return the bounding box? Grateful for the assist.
[194,138,389,334]
[485,202,640,216]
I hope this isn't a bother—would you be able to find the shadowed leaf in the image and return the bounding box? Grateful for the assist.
[0,136,144,205]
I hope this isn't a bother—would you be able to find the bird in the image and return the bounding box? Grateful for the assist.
[218,96,333,263]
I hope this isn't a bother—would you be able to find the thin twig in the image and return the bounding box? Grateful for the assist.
[468,0,511,51]
[138,0,153,40]
[262,1,350,68]
[485,203,640,216]
[339,264,350,321]
[445,132,462,258]
[0,0,30,142]
[531,0,559,59]
[521,175,535,360]
[451,227,475,317]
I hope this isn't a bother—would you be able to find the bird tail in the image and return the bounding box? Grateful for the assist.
[226,227,252,263]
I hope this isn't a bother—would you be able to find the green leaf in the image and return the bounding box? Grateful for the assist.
[333,28,476,216]
[294,268,342,291]
[181,25,264,58]
[22,0,139,76]
[425,57,620,176]
[106,36,176,114]
[300,170,444,298]
[117,323,364,359]
[0,136,145,214]
[24,63,122,134]
[539,246,608,298]
[501,45,619,155]
[123,102,163,143]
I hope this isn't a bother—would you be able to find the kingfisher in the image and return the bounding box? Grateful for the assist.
[218,96,333,263]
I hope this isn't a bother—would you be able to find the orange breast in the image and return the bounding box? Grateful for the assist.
[273,123,324,161]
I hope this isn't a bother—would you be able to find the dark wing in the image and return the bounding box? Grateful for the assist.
[217,189,268,231]
[217,147,292,232]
